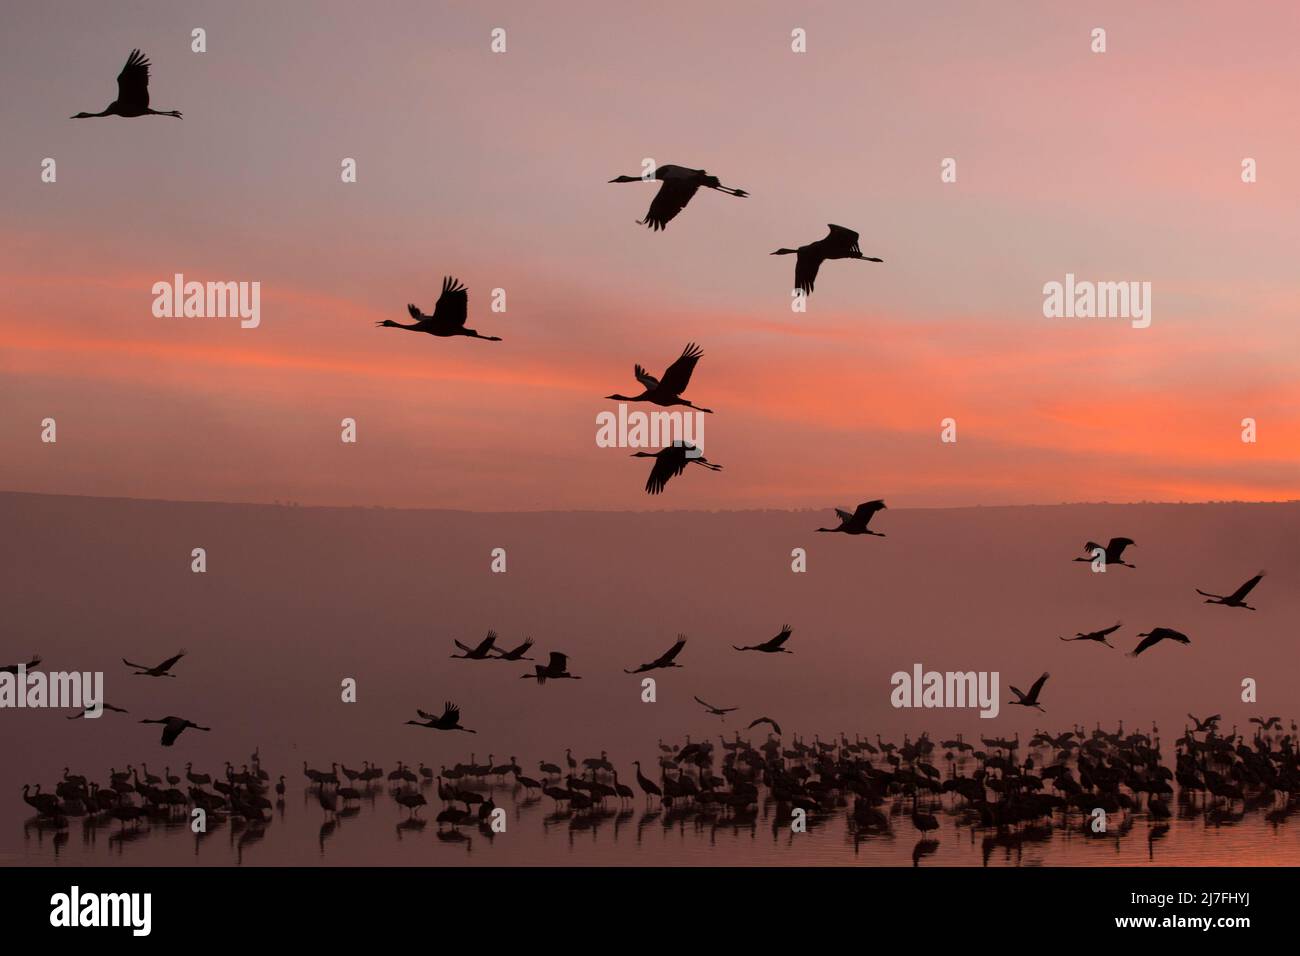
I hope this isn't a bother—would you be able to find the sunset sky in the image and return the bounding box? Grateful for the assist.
[2,0,1297,510]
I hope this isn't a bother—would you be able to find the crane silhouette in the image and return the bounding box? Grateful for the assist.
[406,702,476,733]
[625,636,687,673]
[0,655,40,675]
[1129,627,1191,657]
[67,703,129,720]
[1059,622,1121,648]
[747,716,782,735]
[771,225,883,295]
[733,625,793,654]
[631,442,721,495]
[123,650,186,677]
[816,500,887,535]
[451,631,499,660]
[1249,716,1282,731]
[1196,572,1264,610]
[608,164,747,231]
[377,277,501,341]
[491,637,535,661]
[1187,712,1221,732]
[693,696,738,718]
[1008,673,1049,711]
[1074,537,1135,567]
[606,343,713,413]
[521,652,580,684]
[71,50,182,119]
[139,716,209,746]
[631,761,662,806]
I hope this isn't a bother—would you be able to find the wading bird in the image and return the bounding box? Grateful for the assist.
[406,702,476,733]
[816,501,886,536]
[377,277,501,341]
[521,652,581,684]
[693,696,738,719]
[747,716,782,736]
[0,655,40,675]
[733,625,793,654]
[1059,622,1121,648]
[451,631,499,660]
[1187,713,1221,733]
[491,638,535,661]
[1249,716,1282,731]
[1074,537,1135,568]
[625,636,687,673]
[631,442,721,495]
[71,49,182,120]
[606,343,713,413]
[123,650,186,677]
[608,164,748,231]
[1008,673,1049,712]
[1130,628,1190,657]
[1196,572,1264,610]
[771,224,883,295]
[139,716,210,746]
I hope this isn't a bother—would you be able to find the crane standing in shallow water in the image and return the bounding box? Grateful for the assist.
[71,49,182,119]
[608,164,748,231]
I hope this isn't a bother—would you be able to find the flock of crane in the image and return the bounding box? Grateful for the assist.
[21,716,1300,863]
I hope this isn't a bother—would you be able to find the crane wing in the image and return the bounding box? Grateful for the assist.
[547,652,569,672]
[116,49,151,112]
[826,224,862,254]
[642,179,700,231]
[1227,573,1264,602]
[1026,672,1049,701]
[658,344,703,397]
[794,249,821,295]
[155,651,186,672]
[633,365,660,390]
[658,636,687,664]
[1130,633,1161,656]
[433,276,469,326]
[645,452,687,495]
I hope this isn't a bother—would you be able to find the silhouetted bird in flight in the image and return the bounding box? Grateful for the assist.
[1008,673,1049,712]
[1059,622,1121,648]
[71,49,182,119]
[451,631,499,660]
[816,500,887,536]
[1074,537,1135,567]
[140,715,209,746]
[1249,716,1282,731]
[608,164,748,231]
[733,625,793,654]
[694,696,738,718]
[1196,572,1264,610]
[377,277,501,341]
[491,637,535,661]
[407,702,476,733]
[1187,713,1221,732]
[1129,627,1190,657]
[123,650,186,677]
[748,716,782,735]
[625,636,687,673]
[606,343,713,413]
[631,442,721,495]
[521,652,581,684]
[0,655,40,675]
[771,225,883,295]
[67,703,129,719]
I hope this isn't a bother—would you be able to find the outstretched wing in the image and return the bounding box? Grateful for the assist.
[1107,537,1135,557]
[633,365,660,391]
[833,508,854,523]
[1026,672,1049,702]
[658,344,703,398]
[116,49,151,113]
[1130,633,1161,656]
[1097,622,1122,637]
[432,276,469,326]
[656,636,687,665]
[642,179,700,231]
[794,249,821,295]
[473,630,499,654]
[645,452,687,495]
[440,701,461,724]
[826,224,862,254]
[694,695,716,710]
[852,500,885,525]
[748,716,782,735]
[407,304,425,321]
[547,652,569,672]
[155,651,185,672]
[765,625,793,650]
[1227,573,1265,603]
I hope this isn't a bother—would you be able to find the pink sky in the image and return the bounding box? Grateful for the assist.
[1,1,1297,509]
